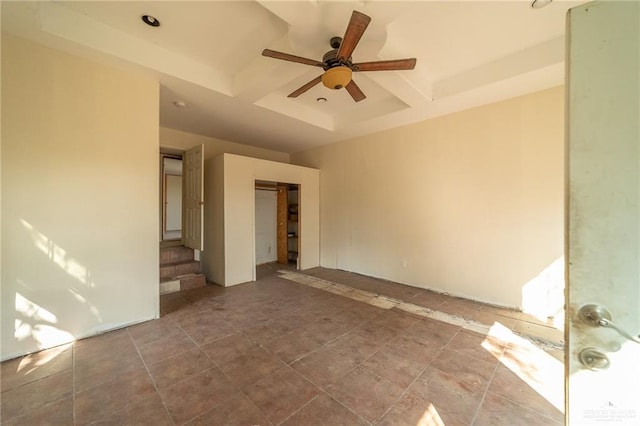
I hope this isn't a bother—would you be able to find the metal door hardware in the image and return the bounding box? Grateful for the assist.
[579,304,640,343]
[578,348,611,371]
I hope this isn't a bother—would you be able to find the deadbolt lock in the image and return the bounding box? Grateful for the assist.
[578,348,610,371]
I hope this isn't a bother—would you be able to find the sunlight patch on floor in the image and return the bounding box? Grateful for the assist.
[487,322,564,412]
[417,403,446,426]
[11,343,71,376]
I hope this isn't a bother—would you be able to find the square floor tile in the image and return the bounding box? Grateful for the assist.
[219,346,285,389]
[301,319,354,345]
[185,393,268,426]
[74,347,145,392]
[349,322,399,345]
[200,333,257,364]
[91,393,172,426]
[266,311,314,335]
[325,332,381,364]
[178,316,237,346]
[385,334,441,365]
[327,367,403,423]
[75,368,156,425]
[244,367,320,425]
[291,347,357,388]
[127,316,181,347]
[264,329,323,364]
[281,393,368,426]
[0,344,72,392]
[446,329,505,363]
[160,367,239,424]
[0,370,72,423]
[73,329,134,366]
[1,396,74,426]
[429,348,497,386]
[488,364,563,422]
[403,318,461,348]
[360,347,426,389]
[369,309,422,332]
[136,327,196,365]
[377,392,467,426]
[147,347,214,391]
[407,367,486,424]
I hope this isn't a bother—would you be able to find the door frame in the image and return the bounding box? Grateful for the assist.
[159,149,183,243]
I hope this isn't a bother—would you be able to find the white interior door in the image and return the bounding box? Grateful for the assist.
[255,189,277,265]
[183,144,204,251]
[566,2,640,424]
[165,174,182,231]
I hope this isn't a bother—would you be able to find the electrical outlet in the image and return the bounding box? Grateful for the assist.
[401,259,407,268]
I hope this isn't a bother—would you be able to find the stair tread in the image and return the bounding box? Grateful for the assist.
[160,272,204,283]
[160,259,198,267]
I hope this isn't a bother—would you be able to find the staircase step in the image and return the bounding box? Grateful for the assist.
[180,273,207,291]
[160,260,201,280]
[160,246,194,265]
[160,279,180,295]
[160,274,206,295]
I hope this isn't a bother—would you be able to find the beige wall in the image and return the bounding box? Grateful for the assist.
[160,127,289,163]
[292,87,564,309]
[202,154,320,286]
[1,35,159,360]
[203,154,226,285]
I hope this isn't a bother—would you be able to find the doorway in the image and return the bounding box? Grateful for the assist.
[160,151,183,243]
[254,181,300,274]
[255,184,278,265]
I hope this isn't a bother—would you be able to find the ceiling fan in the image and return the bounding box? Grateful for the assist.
[262,10,417,102]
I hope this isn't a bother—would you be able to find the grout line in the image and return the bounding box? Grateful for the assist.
[373,348,435,424]
[275,393,322,425]
[127,327,176,426]
[469,346,503,426]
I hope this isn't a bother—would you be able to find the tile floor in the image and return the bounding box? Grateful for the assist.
[0,265,565,425]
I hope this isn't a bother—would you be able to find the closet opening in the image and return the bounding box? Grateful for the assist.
[255,181,300,276]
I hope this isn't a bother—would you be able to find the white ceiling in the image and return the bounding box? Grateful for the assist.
[2,1,582,153]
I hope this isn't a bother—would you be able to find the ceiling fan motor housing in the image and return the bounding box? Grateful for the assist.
[322,49,352,70]
[321,42,354,90]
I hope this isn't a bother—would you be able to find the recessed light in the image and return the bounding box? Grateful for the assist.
[173,101,186,108]
[316,97,327,103]
[531,0,552,9]
[141,15,160,27]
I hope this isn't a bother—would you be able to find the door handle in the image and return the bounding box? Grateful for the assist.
[579,304,640,343]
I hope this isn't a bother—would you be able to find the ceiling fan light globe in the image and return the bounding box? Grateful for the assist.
[322,66,352,90]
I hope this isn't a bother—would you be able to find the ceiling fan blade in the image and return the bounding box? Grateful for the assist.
[353,58,417,72]
[337,11,371,63]
[288,75,323,98]
[262,49,324,67]
[345,80,366,102]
